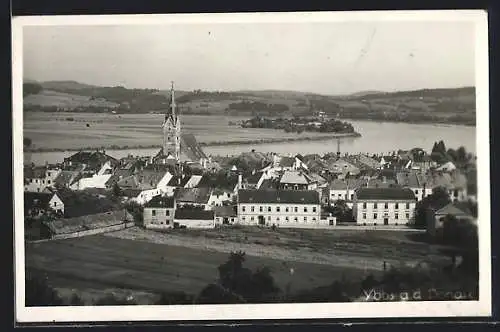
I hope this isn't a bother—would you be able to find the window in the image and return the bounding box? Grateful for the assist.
[312,217,316,221]
[350,194,354,200]
[251,217,254,221]
[406,203,410,209]
[260,206,263,212]
[313,206,317,213]
[304,216,307,222]
[268,216,271,221]
[166,220,170,225]
[276,206,280,212]
[384,202,388,209]
[47,180,51,184]
[395,213,399,220]
[415,190,419,195]
[286,217,289,221]
[268,206,271,212]
[406,213,410,219]
[374,213,377,219]
[374,203,378,209]
[294,207,298,213]
[152,210,156,216]
[285,207,289,212]
[363,213,366,219]
[338,194,342,198]
[242,206,246,212]
[294,217,298,222]
[395,203,399,209]
[362,202,367,209]
[242,217,246,221]
[166,210,170,216]
[276,217,280,221]
[304,207,308,213]
[251,206,254,212]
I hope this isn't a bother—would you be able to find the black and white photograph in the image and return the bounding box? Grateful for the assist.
[13,10,491,323]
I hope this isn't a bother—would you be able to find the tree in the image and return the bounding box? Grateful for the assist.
[24,137,32,148]
[414,187,451,229]
[456,146,467,163]
[25,270,63,306]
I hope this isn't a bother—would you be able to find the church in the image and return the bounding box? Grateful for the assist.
[153,82,209,169]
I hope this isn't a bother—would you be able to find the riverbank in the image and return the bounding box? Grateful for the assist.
[24,131,361,153]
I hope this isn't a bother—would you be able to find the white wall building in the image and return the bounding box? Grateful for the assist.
[353,187,417,226]
[237,189,329,228]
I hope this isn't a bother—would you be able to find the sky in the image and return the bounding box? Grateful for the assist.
[22,20,476,95]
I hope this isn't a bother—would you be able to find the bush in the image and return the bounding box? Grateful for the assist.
[25,270,63,306]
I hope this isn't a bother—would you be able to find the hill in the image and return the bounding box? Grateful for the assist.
[22,79,476,125]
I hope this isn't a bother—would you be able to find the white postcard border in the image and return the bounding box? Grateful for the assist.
[12,10,491,323]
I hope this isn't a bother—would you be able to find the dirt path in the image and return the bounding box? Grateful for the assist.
[103,227,445,271]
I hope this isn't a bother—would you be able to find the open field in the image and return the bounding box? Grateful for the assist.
[25,233,379,300]
[24,90,119,109]
[104,226,451,271]
[23,112,349,151]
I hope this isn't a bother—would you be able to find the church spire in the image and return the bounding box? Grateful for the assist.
[169,81,176,119]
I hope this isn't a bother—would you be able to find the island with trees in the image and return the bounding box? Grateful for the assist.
[240,116,361,136]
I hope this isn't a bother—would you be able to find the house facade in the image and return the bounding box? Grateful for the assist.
[353,187,417,226]
[143,196,175,229]
[24,166,62,192]
[237,189,322,227]
[173,209,215,229]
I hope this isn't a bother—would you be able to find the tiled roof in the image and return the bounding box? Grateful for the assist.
[46,210,132,235]
[174,209,214,220]
[144,195,175,208]
[175,187,211,204]
[117,170,168,190]
[356,187,416,200]
[279,156,295,168]
[280,171,309,185]
[396,171,421,188]
[24,166,46,179]
[238,189,320,204]
[435,203,470,216]
[214,205,237,217]
[329,179,347,190]
[181,133,207,161]
[54,171,79,187]
[245,171,263,185]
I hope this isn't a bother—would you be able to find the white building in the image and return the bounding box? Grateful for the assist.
[174,209,215,229]
[24,166,62,193]
[143,195,176,229]
[237,189,328,228]
[353,187,417,226]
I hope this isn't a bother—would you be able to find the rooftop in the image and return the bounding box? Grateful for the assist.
[238,189,320,205]
[144,195,175,208]
[175,209,215,220]
[214,205,237,217]
[280,171,309,185]
[356,187,416,200]
[175,187,211,204]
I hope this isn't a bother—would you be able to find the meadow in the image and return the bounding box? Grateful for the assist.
[23,112,344,151]
[25,227,453,304]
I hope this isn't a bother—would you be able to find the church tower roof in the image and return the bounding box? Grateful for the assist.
[165,81,177,122]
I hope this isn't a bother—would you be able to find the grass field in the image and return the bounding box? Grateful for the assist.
[24,90,119,109]
[25,227,453,304]
[23,112,339,151]
[25,234,376,300]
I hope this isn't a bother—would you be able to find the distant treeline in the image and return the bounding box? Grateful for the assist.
[23,105,116,113]
[348,87,475,100]
[23,83,43,97]
[228,101,289,113]
[177,90,243,103]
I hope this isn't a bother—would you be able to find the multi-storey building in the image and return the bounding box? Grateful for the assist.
[353,187,417,226]
[237,189,322,227]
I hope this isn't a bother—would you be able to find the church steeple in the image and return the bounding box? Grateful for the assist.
[165,81,177,122]
[162,81,181,162]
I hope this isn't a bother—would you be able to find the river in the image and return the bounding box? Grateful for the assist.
[25,120,476,166]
